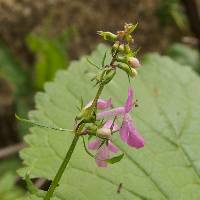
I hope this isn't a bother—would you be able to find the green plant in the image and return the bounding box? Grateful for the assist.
[27,29,72,90]
[17,41,200,199]
[156,0,188,31]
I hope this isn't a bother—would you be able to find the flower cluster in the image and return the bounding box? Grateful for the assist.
[98,23,140,78]
[86,87,144,167]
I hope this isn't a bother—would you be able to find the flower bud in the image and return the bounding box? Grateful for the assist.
[112,42,124,52]
[124,44,131,54]
[116,56,126,63]
[97,31,117,41]
[117,63,137,78]
[102,69,116,85]
[76,105,96,122]
[97,128,112,138]
[128,57,140,68]
[124,23,138,34]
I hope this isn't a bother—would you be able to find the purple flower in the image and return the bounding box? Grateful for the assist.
[85,98,112,110]
[88,119,119,167]
[88,139,119,167]
[97,119,119,138]
[97,87,145,149]
[120,88,144,148]
[97,98,112,110]
[120,115,144,148]
[87,87,144,167]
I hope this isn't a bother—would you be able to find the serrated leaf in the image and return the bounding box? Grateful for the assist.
[19,44,200,200]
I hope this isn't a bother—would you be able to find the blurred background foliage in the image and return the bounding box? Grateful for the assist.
[0,0,199,198]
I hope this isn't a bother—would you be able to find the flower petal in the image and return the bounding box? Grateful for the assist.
[88,139,101,150]
[97,107,125,119]
[84,98,112,111]
[127,119,145,148]
[97,98,112,110]
[119,119,129,142]
[124,88,133,113]
[103,120,119,132]
[127,130,145,149]
[95,146,109,167]
[108,141,119,153]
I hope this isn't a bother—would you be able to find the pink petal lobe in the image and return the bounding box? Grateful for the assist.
[127,131,145,149]
[97,107,125,119]
[120,120,129,142]
[126,117,145,148]
[103,120,119,132]
[95,146,109,167]
[124,88,133,113]
[97,98,112,110]
[108,141,119,153]
[88,139,101,150]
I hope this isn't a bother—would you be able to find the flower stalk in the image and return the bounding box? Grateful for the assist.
[44,134,79,200]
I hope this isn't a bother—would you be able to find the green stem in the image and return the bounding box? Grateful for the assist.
[91,84,104,109]
[44,134,79,200]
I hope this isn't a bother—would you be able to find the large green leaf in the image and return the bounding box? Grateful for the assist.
[19,44,200,200]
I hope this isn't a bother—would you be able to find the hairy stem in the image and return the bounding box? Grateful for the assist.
[44,134,79,200]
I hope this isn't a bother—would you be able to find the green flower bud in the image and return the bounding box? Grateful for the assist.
[97,31,117,41]
[124,23,138,34]
[84,124,98,134]
[112,42,124,52]
[76,105,96,122]
[102,69,116,84]
[124,44,131,54]
[116,56,127,63]
[117,63,137,78]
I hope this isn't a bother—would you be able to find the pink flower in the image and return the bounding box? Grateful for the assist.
[88,139,119,167]
[120,115,144,148]
[86,98,112,110]
[128,57,141,68]
[97,98,112,110]
[120,88,144,148]
[88,120,119,167]
[97,119,119,138]
[97,87,145,149]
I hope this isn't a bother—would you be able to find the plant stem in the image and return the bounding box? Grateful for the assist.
[91,84,104,109]
[44,134,79,200]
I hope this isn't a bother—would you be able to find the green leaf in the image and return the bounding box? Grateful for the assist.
[106,153,124,164]
[19,44,200,200]
[0,173,23,200]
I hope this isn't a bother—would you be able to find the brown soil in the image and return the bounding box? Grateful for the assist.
[0,0,180,62]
